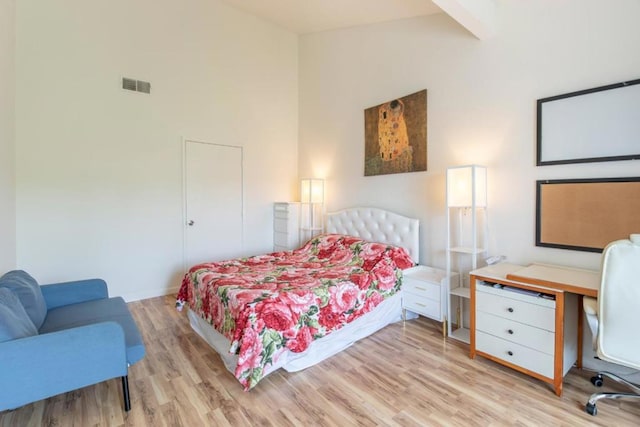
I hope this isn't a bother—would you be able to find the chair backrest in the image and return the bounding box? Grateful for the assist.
[597,234,640,370]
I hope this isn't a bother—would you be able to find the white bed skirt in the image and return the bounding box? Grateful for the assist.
[187,291,410,379]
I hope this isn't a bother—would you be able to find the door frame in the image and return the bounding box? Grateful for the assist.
[181,137,244,273]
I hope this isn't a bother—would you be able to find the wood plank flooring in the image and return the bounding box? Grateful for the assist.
[2,294,639,426]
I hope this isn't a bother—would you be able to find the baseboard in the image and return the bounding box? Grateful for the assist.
[122,284,181,302]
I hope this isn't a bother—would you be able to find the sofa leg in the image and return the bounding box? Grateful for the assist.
[122,375,131,412]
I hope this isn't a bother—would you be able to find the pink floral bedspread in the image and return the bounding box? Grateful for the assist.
[176,234,414,390]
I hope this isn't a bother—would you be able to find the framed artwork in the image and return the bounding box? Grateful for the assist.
[536,177,640,252]
[364,89,427,176]
[537,78,640,166]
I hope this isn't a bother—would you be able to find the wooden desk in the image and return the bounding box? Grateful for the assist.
[470,263,599,397]
[506,263,599,298]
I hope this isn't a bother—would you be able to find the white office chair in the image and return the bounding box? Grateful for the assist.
[583,234,640,416]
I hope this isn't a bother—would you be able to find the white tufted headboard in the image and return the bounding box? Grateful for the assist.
[326,207,420,263]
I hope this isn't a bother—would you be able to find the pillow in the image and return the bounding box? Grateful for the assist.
[0,270,47,329]
[0,288,38,342]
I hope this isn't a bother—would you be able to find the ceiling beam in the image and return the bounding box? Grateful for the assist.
[432,0,497,40]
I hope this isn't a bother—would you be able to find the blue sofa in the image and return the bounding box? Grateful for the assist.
[0,270,145,412]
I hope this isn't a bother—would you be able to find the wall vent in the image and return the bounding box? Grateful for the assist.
[122,77,151,94]
[136,80,151,94]
[122,77,137,91]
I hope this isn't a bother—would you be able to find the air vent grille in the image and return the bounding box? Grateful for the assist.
[122,77,151,94]
[122,77,137,91]
[136,80,151,94]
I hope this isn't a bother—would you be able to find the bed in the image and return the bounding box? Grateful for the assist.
[176,207,420,390]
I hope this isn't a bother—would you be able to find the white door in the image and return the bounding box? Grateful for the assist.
[184,140,243,267]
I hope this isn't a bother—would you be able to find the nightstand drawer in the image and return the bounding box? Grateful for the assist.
[476,311,554,354]
[476,291,555,332]
[403,278,440,301]
[476,331,553,378]
[403,292,440,319]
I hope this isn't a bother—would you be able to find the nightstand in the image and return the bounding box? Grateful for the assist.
[402,266,455,336]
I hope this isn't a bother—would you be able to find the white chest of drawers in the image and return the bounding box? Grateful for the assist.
[273,202,300,251]
[470,263,578,396]
[475,284,557,378]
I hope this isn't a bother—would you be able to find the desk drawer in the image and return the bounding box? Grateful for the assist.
[476,311,554,355]
[476,331,553,378]
[476,291,555,332]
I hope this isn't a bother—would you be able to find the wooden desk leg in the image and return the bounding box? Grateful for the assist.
[577,296,583,369]
[554,381,563,397]
[553,292,564,397]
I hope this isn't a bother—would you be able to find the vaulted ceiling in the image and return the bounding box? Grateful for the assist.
[219,0,496,39]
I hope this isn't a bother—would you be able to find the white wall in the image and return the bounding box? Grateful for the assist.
[299,0,640,271]
[0,0,16,273]
[15,0,298,300]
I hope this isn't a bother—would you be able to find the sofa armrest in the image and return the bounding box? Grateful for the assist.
[41,278,108,310]
[0,321,127,411]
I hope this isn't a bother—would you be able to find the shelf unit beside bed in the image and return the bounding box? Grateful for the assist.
[446,165,488,344]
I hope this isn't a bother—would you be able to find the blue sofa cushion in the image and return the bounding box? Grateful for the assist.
[0,270,47,329]
[0,288,38,342]
[39,296,145,365]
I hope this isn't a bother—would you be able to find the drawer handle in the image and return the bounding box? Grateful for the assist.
[507,329,514,335]
[507,350,514,356]
[507,307,514,313]
[415,303,426,307]
[415,286,427,291]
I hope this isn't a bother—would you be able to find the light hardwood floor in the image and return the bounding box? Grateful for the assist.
[1,294,639,426]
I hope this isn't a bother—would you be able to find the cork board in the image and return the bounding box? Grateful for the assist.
[536,178,640,252]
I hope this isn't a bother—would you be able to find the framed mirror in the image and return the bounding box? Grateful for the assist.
[537,78,640,166]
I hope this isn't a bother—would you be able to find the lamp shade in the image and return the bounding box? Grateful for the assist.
[446,165,487,208]
[300,178,324,204]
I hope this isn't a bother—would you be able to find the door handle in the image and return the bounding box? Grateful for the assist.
[188,220,195,226]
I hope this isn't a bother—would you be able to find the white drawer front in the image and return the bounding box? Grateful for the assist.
[476,291,555,332]
[476,331,554,378]
[274,218,291,233]
[403,292,441,320]
[476,311,554,355]
[274,231,294,247]
[403,278,440,301]
[274,210,290,220]
[274,203,292,212]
